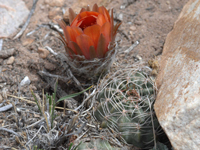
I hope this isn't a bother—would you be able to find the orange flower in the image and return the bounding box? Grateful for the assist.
[57,4,121,60]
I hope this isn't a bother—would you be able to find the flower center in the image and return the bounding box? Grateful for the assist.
[79,15,97,30]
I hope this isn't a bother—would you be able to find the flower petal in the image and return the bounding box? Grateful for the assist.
[65,26,83,43]
[110,9,114,42]
[68,41,83,56]
[98,6,110,22]
[79,11,99,20]
[96,34,107,58]
[80,8,86,13]
[65,46,76,58]
[86,5,90,11]
[92,3,99,12]
[96,14,107,27]
[78,15,97,30]
[84,25,101,49]
[69,8,77,25]
[101,22,111,49]
[71,11,99,27]
[112,22,122,42]
[89,45,96,59]
[76,34,94,59]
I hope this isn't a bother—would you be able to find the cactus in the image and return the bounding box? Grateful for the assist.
[94,67,163,149]
[77,139,120,150]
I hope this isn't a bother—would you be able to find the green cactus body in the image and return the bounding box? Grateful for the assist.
[94,69,161,149]
[78,139,120,150]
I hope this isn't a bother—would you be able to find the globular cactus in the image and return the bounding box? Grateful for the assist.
[94,67,163,149]
[77,139,120,150]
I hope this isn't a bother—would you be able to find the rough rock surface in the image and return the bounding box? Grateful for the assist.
[155,0,200,149]
[0,0,29,38]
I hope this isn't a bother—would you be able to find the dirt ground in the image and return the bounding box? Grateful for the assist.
[0,0,189,149]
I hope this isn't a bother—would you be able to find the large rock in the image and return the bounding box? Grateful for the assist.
[0,0,29,38]
[155,0,200,149]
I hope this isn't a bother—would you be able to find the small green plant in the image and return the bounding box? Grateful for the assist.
[68,142,82,150]
[31,79,92,130]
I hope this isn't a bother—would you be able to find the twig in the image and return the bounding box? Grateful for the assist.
[67,69,88,97]
[13,0,38,39]
[25,125,44,146]
[0,39,3,51]
[0,104,13,112]
[38,70,71,83]
[24,118,45,129]
[0,127,21,137]
[75,88,96,111]
[45,46,58,55]
[123,41,139,53]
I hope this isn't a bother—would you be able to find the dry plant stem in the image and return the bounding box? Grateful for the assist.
[0,39,3,51]
[123,41,139,53]
[25,125,45,146]
[38,71,70,99]
[75,89,96,111]
[13,0,38,39]
[39,70,71,83]
[24,118,45,129]
[47,22,63,34]
[0,100,6,107]
[45,46,89,97]
[0,146,11,149]
[0,103,13,112]
[0,127,22,137]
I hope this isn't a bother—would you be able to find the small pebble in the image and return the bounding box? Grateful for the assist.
[0,48,15,59]
[118,13,123,21]
[20,76,31,87]
[130,25,136,31]
[44,62,56,71]
[38,47,50,59]
[6,56,15,65]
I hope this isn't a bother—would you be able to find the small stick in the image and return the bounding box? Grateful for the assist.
[0,104,13,112]
[0,127,21,137]
[13,0,39,39]
[38,70,71,83]
[123,41,139,53]
[0,39,3,51]
[75,88,96,111]
[24,118,45,129]
[25,125,44,146]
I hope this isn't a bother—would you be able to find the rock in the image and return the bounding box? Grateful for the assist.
[37,47,50,59]
[130,25,136,31]
[0,48,15,59]
[44,62,56,71]
[44,0,64,7]
[20,76,31,87]
[22,38,34,46]
[6,56,15,65]
[154,1,200,150]
[0,0,29,38]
